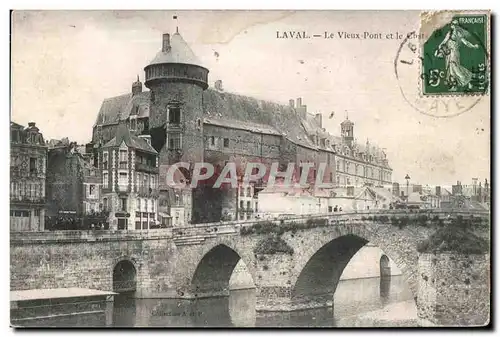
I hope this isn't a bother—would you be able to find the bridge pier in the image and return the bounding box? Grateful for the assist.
[255,287,334,312]
[417,253,490,326]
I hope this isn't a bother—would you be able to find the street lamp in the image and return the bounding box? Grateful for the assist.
[405,174,411,204]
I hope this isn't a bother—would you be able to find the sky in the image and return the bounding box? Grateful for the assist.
[11,10,490,186]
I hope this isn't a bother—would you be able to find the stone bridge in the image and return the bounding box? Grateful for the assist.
[10,210,490,326]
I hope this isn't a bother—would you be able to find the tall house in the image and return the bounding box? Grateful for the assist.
[10,122,47,231]
[45,142,103,230]
[99,121,159,230]
[145,31,209,165]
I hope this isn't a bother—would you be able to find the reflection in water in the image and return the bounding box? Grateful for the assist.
[108,275,416,327]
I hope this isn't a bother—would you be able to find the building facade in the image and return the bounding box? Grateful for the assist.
[45,141,105,230]
[98,121,159,230]
[10,122,48,231]
[90,30,393,225]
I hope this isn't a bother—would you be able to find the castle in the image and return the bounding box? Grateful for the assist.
[89,30,393,225]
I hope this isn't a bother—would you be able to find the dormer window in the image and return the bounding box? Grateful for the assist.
[130,117,137,131]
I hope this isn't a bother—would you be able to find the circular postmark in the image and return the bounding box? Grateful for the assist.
[394,28,488,118]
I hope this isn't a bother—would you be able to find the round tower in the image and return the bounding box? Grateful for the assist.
[144,31,209,165]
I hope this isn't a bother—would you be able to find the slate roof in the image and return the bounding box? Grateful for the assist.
[95,91,150,125]
[102,122,157,154]
[147,32,204,68]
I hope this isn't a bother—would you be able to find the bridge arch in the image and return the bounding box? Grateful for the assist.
[190,242,256,296]
[287,224,421,305]
[112,259,137,293]
[380,254,391,277]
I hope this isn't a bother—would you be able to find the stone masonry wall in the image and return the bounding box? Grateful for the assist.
[417,253,490,326]
[10,231,177,298]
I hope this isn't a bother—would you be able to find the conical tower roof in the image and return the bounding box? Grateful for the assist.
[148,31,204,67]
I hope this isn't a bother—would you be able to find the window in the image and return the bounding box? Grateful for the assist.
[240,186,244,197]
[151,91,155,103]
[328,206,333,213]
[120,198,127,211]
[169,106,181,124]
[247,201,251,210]
[223,138,229,148]
[336,161,340,171]
[197,118,202,129]
[29,158,37,174]
[119,172,128,187]
[11,130,18,142]
[255,202,258,212]
[103,152,108,169]
[137,172,142,188]
[89,185,95,196]
[336,175,340,185]
[130,118,137,130]
[35,209,41,217]
[168,134,182,150]
[103,172,109,188]
[135,221,141,230]
[246,187,251,197]
[150,176,155,189]
[119,149,128,163]
[137,198,141,211]
[239,200,244,209]
[209,136,215,146]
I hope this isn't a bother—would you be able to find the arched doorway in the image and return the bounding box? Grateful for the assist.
[113,260,137,294]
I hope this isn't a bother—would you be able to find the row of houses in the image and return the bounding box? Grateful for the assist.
[9,120,489,231]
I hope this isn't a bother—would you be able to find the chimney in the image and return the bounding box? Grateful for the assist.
[435,186,441,197]
[295,97,307,118]
[28,122,36,127]
[162,33,171,52]
[289,99,295,108]
[315,113,323,128]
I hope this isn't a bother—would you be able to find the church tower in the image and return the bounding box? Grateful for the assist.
[144,30,209,166]
[341,115,354,147]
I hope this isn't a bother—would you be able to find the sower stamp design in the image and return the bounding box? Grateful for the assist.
[420,11,489,96]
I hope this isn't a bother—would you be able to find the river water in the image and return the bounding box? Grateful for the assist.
[111,275,417,327]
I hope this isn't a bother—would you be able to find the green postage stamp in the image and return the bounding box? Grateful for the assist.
[420,11,490,96]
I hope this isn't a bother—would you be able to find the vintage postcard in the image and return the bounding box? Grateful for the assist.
[10,10,490,328]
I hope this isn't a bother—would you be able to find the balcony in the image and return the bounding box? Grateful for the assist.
[117,184,130,193]
[10,195,45,205]
[136,186,159,198]
[135,162,159,174]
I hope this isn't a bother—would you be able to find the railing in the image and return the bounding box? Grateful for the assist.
[10,228,173,244]
[136,186,159,197]
[10,196,45,205]
[135,162,159,174]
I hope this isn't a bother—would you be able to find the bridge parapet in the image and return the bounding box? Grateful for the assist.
[10,229,173,244]
[173,209,489,240]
